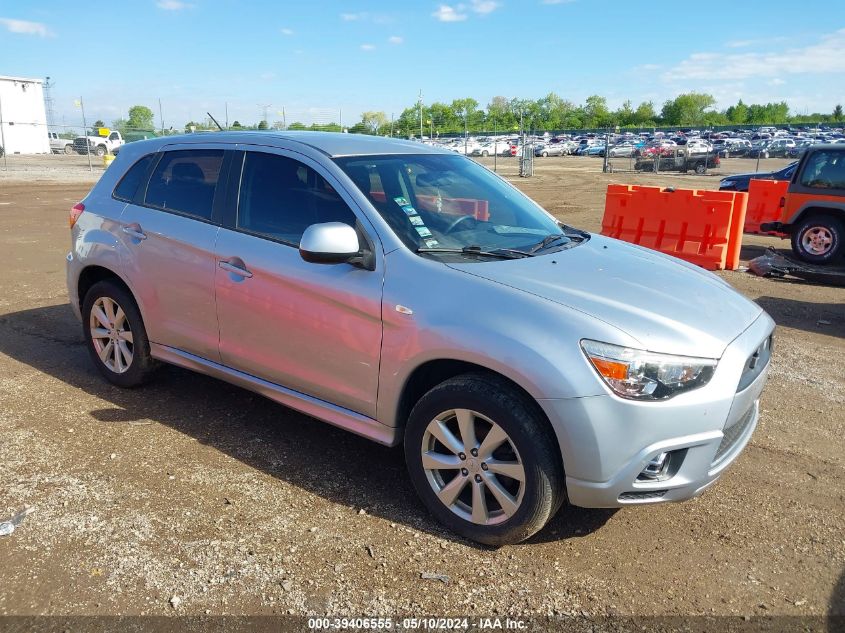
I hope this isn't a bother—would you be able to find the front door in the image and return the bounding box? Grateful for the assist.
[214,148,383,417]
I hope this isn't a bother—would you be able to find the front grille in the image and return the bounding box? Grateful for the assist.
[73,138,89,153]
[713,405,755,464]
[619,490,667,501]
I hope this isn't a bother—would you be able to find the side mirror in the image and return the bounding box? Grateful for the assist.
[299,222,361,265]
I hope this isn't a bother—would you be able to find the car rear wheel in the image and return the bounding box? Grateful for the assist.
[64,144,74,155]
[694,162,707,175]
[791,215,844,264]
[95,145,106,157]
[404,373,565,545]
[82,280,159,387]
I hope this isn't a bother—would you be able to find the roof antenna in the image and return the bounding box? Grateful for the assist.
[207,112,224,131]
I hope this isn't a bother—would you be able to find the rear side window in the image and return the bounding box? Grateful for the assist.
[113,154,154,202]
[144,150,224,221]
[800,151,845,190]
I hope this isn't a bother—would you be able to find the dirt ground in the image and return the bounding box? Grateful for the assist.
[0,154,843,621]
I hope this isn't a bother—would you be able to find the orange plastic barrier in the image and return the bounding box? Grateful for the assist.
[745,179,789,235]
[601,185,748,270]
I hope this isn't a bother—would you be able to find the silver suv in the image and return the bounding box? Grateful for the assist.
[66,132,774,545]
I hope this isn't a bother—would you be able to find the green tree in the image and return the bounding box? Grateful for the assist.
[288,121,307,130]
[660,93,716,126]
[257,119,269,130]
[231,120,243,128]
[632,101,657,126]
[360,111,388,134]
[92,119,105,129]
[833,104,843,121]
[725,100,748,124]
[127,105,155,130]
[583,95,611,128]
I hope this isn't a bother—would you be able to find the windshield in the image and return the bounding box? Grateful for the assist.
[334,153,572,256]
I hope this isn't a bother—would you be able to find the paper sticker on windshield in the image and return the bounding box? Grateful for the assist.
[424,238,440,248]
[415,226,432,238]
[393,196,410,207]
[400,204,417,216]
[409,215,424,226]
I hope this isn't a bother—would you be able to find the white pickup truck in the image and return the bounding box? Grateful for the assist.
[48,132,74,154]
[72,130,125,157]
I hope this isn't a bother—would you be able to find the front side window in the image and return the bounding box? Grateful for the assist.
[335,153,575,257]
[144,150,224,220]
[800,151,845,189]
[237,152,357,245]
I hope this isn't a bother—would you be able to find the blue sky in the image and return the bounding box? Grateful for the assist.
[1,0,843,129]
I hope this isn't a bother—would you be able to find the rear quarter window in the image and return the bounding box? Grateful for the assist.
[143,150,224,221]
[113,154,155,202]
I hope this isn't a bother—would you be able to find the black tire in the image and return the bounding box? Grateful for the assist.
[790,214,844,264]
[481,150,489,157]
[694,162,706,175]
[404,372,565,546]
[64,144,74,155]
[95,145,107,157]
[541,152,548,157]
[82,280,159,387]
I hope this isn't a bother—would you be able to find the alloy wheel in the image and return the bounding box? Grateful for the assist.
[801,226,833,256]
[421,409,525,525]
[89,296,134,373]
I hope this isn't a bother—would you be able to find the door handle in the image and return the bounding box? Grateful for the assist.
[122,224,147,240]
[219,259,253,278]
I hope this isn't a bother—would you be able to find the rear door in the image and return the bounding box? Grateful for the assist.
[213,147,384,417]
[117,145,233,361]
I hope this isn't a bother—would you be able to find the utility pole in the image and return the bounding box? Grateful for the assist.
[158,98,164,134]
[77,97,92,172]
[418,89,423,139]
[0,91,7,171]
[390,112,394,137]
[258,103,271,127]
[225,102,229,130]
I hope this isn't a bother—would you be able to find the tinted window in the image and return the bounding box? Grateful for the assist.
[144,150,224,220]
[113,154,155,202]
[237,152,357,245]
[800,151,845,189]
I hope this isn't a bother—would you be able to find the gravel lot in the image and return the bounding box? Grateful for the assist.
[0,153,843,621]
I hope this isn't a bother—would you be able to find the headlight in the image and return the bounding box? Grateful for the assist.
[580,340,717,401]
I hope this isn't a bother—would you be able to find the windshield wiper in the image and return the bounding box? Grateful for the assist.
[416,245,530,259]
[528,233,568,254]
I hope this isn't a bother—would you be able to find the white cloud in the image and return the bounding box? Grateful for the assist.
[432,5,468,22]
[0,17,51,36]
[280,27,294,35]
[360,43,376,51]
[768,78,786,86]
[155,0,194,10]
[664,29,845,81]
[341,12,364,21]
[725,39,753,48]
[388,35,403,44]
[470,0,500,14]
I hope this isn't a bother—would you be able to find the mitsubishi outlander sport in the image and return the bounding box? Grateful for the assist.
[66,132,774,545]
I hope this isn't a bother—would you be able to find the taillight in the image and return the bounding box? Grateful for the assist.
[778,196,785,208]
[70,203,85,228]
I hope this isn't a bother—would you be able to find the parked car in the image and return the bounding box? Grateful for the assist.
[760,144,845,263]
[606,142,639,158]
[713,139,751,158]
[73,130,125,157]
[584,143,607,156]
[66,132,774,545]
[535,142,571,157]
[718,162,798,192]
[48,131,74,155]
[635,153,720,174]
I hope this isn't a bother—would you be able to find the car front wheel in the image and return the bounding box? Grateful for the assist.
[791,214,844,264]
[404,373,565,545]
[82,280,159,387]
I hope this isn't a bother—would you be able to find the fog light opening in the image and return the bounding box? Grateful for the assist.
[637,449,685,482]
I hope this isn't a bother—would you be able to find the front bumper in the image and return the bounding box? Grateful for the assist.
[539,312,775,508]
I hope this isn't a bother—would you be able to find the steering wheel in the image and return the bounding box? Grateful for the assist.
[443,214,477,234]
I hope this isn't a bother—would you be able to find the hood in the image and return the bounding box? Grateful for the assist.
[721,171,773,181]
[446,235,762,359]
